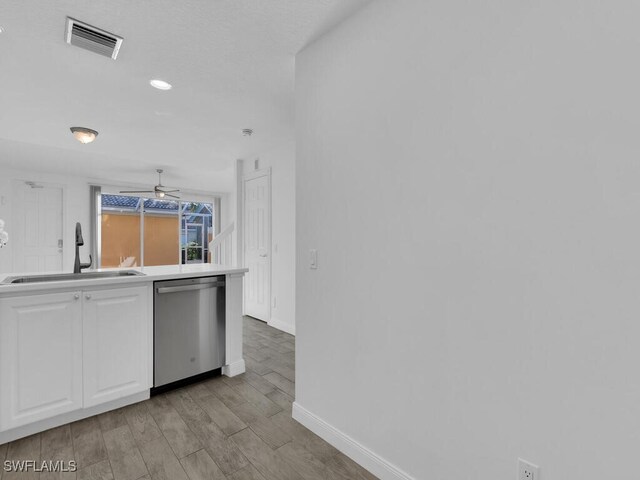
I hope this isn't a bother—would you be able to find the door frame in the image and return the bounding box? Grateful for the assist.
[240,167,272,321]
[11,179,67,273]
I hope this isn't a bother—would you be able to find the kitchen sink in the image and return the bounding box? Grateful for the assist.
[0,270,145,285]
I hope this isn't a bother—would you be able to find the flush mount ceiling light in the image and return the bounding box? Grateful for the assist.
[70,127,98,144]
[150,79,172,90]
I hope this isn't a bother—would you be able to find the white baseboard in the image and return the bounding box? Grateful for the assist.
[268,317,296,336]
[223,359,246,377]
[0,391,149,445]
[292,402,415,480]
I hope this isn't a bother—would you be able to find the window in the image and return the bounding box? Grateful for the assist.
[99,194,215,268]
[180,202,214,264]
[143,198,180,267]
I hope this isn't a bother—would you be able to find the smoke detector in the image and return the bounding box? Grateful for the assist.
[65,17,123,60]
[242,129,254,137]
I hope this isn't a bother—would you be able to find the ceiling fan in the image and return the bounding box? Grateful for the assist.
[120,169,180,199]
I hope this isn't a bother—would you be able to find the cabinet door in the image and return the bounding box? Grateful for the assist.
[0,291,83,431]
[83,286,150,407]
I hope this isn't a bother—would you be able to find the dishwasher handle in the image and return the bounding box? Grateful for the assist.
[156,282,225,294]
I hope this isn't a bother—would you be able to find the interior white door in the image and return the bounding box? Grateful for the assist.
[13,182,64,272]
[243,172,271,321]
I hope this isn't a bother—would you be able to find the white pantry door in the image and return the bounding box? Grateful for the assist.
[243,171,271,321]
[13,182,64,272]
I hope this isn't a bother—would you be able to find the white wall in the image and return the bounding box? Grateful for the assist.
[294,1,640,479]
[220,191,234,233]
[243,140,296,334]
[0,167,92,274]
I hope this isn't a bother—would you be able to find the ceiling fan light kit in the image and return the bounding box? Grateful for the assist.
[119,169,181,199]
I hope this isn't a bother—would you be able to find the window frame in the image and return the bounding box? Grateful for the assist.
[94,188,220,269]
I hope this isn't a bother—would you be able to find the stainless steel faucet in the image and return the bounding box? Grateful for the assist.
[74,222,92,274]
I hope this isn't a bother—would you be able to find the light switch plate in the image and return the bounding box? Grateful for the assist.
[309,249,318,269]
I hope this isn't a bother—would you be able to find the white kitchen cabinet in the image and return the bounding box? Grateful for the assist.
[0,285,151,432]
[0,266,245,443]
[82,286,150,407]
[0,291,83,430]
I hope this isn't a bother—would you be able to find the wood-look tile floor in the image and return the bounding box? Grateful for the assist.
[0,317,379,480]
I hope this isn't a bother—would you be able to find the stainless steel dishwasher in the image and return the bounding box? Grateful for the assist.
[153,276,225,393]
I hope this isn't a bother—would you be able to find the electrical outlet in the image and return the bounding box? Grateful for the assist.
[309,249,318,269]
[518,459,539,480]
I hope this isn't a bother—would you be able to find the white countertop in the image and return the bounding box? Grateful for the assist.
[0,264,248,295]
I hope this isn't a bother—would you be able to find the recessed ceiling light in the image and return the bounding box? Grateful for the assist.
[70,127,98,144]
[150,79,172,90]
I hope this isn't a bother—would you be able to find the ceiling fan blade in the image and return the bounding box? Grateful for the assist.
[119,190,154,194]
[157,189,180,193]
[165,194,181,199]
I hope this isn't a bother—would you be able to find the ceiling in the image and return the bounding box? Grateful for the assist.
[0,0,371,192]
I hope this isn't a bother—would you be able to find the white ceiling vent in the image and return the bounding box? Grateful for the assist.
[65,17,123,60]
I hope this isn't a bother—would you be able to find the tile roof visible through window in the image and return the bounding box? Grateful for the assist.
[101,194,180,212]
[101,194,139,210]
[100,195,213,224]
[143,199,180,211]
